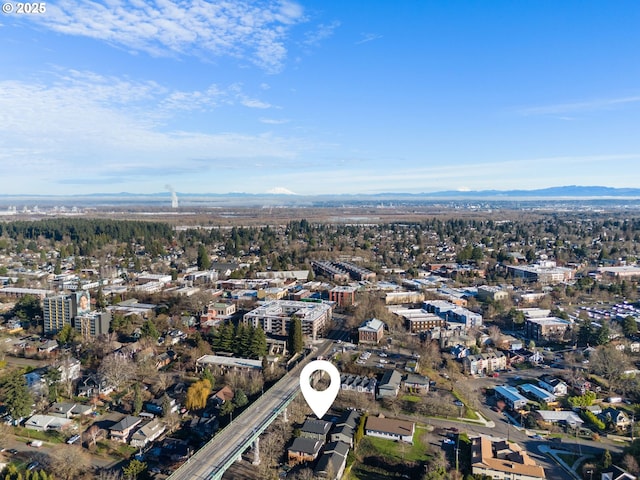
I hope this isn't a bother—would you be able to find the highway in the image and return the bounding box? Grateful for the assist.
[168,340,334,480]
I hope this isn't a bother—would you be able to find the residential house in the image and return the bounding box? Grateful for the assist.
[340,375,377,396]
[377,370,402,400]
[538,376,568,397]
[403,374,430,394]
[109,415,142,443]
[600,408,631,430]
[287,437,323,465]
[130,418,166,448]
[601,466,637,480]
[535,410,584,429]
[314,441,350,480]
[365,416,415,444]
[358,318,385,344]
[24,414,72,432]
[330,424,354,447]
[300,418,332,442]
[471,437,546,480]
[77,374,115,397]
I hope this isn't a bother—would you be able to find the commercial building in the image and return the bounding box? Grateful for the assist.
[507,261,574,284]
[393,307,445,333]
[477,285,509,302]
[424,300,483,329]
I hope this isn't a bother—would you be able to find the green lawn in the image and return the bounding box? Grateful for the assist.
[360,430,430,463]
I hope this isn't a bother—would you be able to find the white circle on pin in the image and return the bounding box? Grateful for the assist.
[299,360,341,419]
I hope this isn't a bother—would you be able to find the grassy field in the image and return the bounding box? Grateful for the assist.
[346,426,432,479]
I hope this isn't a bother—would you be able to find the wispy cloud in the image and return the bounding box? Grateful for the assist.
[0,70,314,192]
[25,0,306,73]
[520,95,640,116]
[355,33,382,45]
[260,118,290,125]
[303,20,340,47]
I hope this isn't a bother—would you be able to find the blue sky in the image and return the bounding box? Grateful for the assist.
[2,0,640,196]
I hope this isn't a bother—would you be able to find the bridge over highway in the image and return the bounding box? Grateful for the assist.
[168,340,334,480]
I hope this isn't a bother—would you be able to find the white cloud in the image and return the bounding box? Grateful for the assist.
[260,118,290,124]
[0,71,314,192]
[303,20,340,47]
[26,0,306,73]
[520,95,640,116]
[355,33,382,45]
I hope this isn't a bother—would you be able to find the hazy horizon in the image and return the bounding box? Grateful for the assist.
[3,1,640,195]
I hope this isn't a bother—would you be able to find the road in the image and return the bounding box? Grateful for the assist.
[168,339,334,480]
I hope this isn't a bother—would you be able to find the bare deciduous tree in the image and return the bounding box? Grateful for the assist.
[50,446,91,480]
[98,354,136,391]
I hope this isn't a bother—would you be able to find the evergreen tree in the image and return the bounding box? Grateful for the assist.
[54,258,62,275]
[233,389,248,408]
[249,326,267,359]
[56,324,77,344]
[201,367,215,388]
[0,370,33,419]
[95,285,107,310]
[140,319,160,340]
[623,316,638,336]
[161,393,173,417]
[217,323,234,352]
[603,449,612,468]
[133,383,143,415]
[197,244,211,270]
[235,323,250,356]
[44,366,62,402]
[288,317,303,354]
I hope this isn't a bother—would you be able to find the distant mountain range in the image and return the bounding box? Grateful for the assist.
[2,186,640,207]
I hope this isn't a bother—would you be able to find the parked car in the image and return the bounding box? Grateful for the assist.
[28,440,43,448]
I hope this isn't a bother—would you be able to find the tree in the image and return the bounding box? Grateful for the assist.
[133,383,143,415]
[87,424,101,446]
[56,324,77,344]
[288,317,303,354]
[13,295,42,321]
[185,379,211,410]
[98,354,136,391]
[140,319,160,340]
[49,446,90,480]
[197,244,211,270]
[161,393,173,417]
[0,370,33,419]
[233,388,248,408]
[200,368,216,389]
[623,316,638,336]
[590,345,630,392]
[602,449,612,469]
[44,366,62,402]
[122,459,147,480]
[95,285,107,310]
[249,326,267,359]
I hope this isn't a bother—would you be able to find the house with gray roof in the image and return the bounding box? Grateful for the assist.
[377,370,402,400]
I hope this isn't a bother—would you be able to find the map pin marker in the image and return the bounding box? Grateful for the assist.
[300,360,341,419]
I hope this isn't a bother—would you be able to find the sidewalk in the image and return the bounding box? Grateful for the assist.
[538,445,583,480]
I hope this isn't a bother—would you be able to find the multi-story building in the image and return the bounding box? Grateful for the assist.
[463,351,507,375]
[243,300,332,340]
[358,318,385,344]
[393,308,445,333]
[311,261,350,282]
[43,291,90,336]
[75,311,112,339]
[525,317,571,342]
[424,300,483,329]
[507,261,574,284]
[329,285,358,308]
[477,285,509,302]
